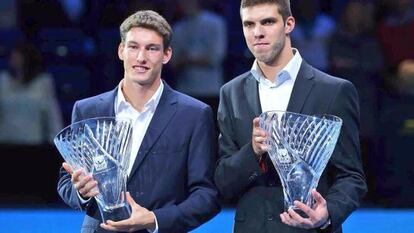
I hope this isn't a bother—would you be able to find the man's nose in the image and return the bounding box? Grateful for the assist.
[136,50,146,63]
[254,25,265,39]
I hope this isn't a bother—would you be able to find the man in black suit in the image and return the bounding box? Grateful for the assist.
[214,0,367,232]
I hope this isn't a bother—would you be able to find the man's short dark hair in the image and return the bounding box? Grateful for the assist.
[120,10,172,51]
[240,0,292,22]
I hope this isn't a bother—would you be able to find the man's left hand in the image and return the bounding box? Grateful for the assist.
[100,192,156,232]
[280,189,330,229]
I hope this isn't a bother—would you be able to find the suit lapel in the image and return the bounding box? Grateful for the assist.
[244,74,262,117]
[286,61,315,113]
[128,83,178,181]
[97,88,117,117]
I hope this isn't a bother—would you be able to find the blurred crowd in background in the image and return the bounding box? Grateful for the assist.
[0,0,414,208]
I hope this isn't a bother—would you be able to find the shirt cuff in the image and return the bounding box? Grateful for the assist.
[320,217,331,230]
[76,191,91,204]
[147,212,159,233]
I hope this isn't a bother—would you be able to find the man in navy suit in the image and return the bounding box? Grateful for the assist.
[214,0,367,233]
[57,10,220,233]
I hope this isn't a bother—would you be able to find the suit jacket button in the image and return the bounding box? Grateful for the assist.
[267,215,274,221]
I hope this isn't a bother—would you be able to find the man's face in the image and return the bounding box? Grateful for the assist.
[118,27,171,87]
[241,4,293,64]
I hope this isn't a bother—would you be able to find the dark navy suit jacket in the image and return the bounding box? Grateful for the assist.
[215,61,367,233]
[57,82,220,233]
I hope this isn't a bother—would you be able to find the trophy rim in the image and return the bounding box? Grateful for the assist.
[54,116,133,140]
[259,110,343,124]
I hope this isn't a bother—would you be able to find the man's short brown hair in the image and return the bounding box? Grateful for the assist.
[240,0,292,22]
[120,10,172,51]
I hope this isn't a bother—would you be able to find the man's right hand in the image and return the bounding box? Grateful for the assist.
[252,117,268,158]
[62,162,99,199]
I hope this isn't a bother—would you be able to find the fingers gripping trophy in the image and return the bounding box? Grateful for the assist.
[259,111,342,214]
[54,117,133,222]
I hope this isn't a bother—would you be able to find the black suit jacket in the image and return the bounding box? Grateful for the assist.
[57,83,220,233]
[215,61,367,233]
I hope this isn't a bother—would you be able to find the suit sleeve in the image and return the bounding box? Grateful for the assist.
[153,106,220,232]
[324,81,367,232]
[56,101,91,211]
[214,86,263,199]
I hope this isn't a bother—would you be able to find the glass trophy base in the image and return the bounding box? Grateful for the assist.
[100,204,132,223]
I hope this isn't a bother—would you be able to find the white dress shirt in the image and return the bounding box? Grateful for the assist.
[250,49,303,112]
[0,71,63,144]
[114,80,164,233]
[114,81,164,176]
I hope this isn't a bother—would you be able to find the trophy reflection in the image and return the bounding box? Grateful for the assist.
[54,117,133,222]
[259,111,342,213]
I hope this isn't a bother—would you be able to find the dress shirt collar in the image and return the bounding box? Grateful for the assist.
[114,80,164,115]
[251,48,303,88]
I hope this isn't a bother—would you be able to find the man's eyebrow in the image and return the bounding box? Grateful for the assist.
[260,17,277,23]
[146,43,162,48]
[243,19,254,25]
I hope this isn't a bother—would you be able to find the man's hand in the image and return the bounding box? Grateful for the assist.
[100,192,156,232]
[280,189,330,229]
[252,117,268,158]
[62,162,98,199]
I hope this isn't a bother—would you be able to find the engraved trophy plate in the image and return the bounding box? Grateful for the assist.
[54,117,133,222]
[259,111,342,212]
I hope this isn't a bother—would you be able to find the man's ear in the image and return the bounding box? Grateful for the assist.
[285,16,295,34]
[118,43,124,61]
[162,47,172,64]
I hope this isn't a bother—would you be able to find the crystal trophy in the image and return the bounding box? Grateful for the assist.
[54,117,133,222]
[259,111,342,212]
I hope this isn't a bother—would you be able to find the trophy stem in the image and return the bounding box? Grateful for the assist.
[97,199,132,222]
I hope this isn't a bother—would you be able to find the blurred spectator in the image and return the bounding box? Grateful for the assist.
[328,0,384,203]
[377,59,414,206]
[329,0,383,137]
[396,59,414,95]
[0,44,63,145]
[170,0,227,99]
[291,0,336,71]
[377,0,414,69]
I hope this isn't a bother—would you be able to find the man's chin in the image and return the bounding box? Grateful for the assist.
[132,77,160,87]
[256,55,274,64]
